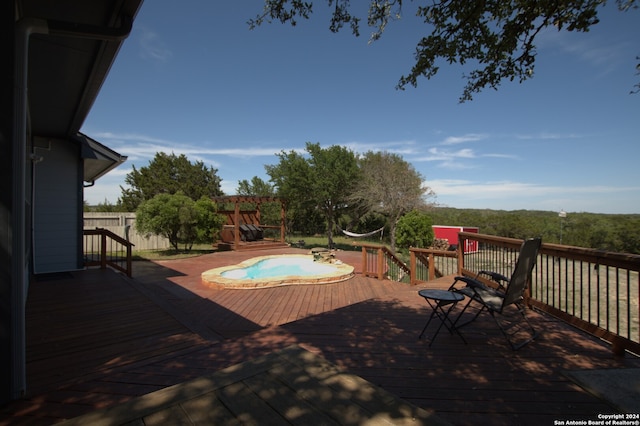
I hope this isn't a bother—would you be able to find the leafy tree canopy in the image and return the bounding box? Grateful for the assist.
[135,192,226,251]
[396,209,435,250]
[266,142,361,247]
[237,176,276,197]
[236,176,282,228]
[250,0,638,101]
[120,152,223,210]
[351,151,434,252]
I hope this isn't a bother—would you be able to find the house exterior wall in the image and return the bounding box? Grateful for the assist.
[1,0,16,404]
[33,139,83,273]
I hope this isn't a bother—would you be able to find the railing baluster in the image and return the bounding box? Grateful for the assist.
[457,232,640,355]
[359,233,639,354]
[83,228,134,277]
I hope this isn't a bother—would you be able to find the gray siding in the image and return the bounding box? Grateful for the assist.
[33,139,82,273]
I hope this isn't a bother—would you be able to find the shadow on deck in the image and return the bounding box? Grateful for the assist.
[2,248,639,425]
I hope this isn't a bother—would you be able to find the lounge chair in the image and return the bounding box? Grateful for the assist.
[448,237,542,350]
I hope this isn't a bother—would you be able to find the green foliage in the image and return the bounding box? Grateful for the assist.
[266,142,361,247]
[120,152,223,211]
[428,207,640,254]
[236,176,282,227]
[351,151,433,252]
[135,193,225,252]
[395,210,434,249]
[84,199,126,212]
[250,0,639,101]
[237,176,275,197]
[194,196,227,243]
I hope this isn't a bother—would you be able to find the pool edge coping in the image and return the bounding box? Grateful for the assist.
[201,254,355,289]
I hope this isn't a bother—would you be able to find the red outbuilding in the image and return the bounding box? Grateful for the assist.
[432,225,479,253]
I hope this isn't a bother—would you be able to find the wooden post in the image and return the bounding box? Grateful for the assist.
[428,253,436,281]
[100,232,107,271]
[377,248,384,280]
[457,237,465,275]
[410,250,416,285]
[361,247,367,276]
[234,201,240,250]
[126,244,132,278]
[280,201,286,243]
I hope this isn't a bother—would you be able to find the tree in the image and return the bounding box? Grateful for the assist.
[193,196,227,244]
[236,176,282,230]
[120,152,223,210]
[350,151,433,252]
[396,210,435,250]
[266,142,361,247]
[135,192,225,251]
[237,176,276,197]
[84,198,126,212]
[250,0,638,101]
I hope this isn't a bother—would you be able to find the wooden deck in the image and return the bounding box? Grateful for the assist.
[2,247,639,425]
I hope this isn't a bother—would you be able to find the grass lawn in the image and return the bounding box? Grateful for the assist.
[132,235,388,261]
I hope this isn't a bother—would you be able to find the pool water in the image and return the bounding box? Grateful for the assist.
[222,257,336,280]
[201,254,355,289]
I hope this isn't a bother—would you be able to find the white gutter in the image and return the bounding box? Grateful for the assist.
[12,17,49,400]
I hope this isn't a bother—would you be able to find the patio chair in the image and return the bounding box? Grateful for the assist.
[448,237,542,350]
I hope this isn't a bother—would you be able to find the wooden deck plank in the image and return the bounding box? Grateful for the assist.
[179,392,240,425]
[2,249,640,426]
[246,374,341,425]
[50,346,445,426]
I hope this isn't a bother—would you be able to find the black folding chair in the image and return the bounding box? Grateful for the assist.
[449,237,542,350]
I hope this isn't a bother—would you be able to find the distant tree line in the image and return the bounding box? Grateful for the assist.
[427,208,640,255]
[84,150,640,255]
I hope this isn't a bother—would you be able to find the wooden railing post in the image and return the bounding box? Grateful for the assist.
[428,252,435,281]
[457,236,465,275]
[126,244,133,278]
[100,232,107,270]
[457,231,640,356]
[83,228,134,278]
[377,248,384,280]
[361,246,367,276]
[410,250,417,285]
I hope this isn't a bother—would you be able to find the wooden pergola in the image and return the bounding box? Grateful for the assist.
[213,196,287,251]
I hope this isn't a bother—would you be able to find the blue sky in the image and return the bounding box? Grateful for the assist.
[82,1,640,214]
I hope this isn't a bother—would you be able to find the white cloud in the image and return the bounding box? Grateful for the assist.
[93,132,291,160]
[515,132,581,140]
[340,140,419,155]
[440,133,487,145]
[138,27,172,62]
[427,179,640,213]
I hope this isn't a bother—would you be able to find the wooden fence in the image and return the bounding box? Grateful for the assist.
[83,212,169,251]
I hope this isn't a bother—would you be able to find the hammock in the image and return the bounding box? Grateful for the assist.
[339,226,385,238]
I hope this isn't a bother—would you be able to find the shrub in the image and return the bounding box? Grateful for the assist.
[395,210,434,249]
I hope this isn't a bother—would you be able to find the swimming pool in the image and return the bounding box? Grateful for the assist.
[201,254,355,289]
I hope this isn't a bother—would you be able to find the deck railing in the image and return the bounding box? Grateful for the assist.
[359,233,639,354]
[409,248,459,285]
[83,228,134,277]
[359,243,410,283]
[458,232,640,355]
[358,244,460,284]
